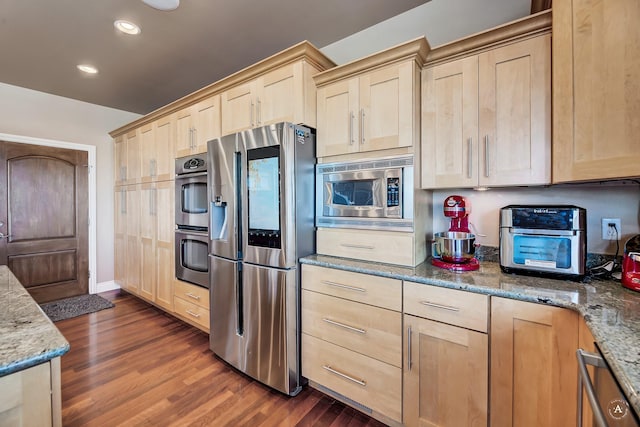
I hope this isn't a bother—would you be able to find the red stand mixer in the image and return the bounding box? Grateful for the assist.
[432,195,480,271]
[622,234,640,292]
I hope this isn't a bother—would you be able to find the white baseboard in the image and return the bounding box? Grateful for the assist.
[95,280,121,294]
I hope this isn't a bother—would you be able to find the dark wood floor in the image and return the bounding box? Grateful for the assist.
[56,289,387,427]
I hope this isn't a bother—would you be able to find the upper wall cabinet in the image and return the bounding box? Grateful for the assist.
[314,38,429,159]
[176,96,221,157]
[221,61,322,136]
[421,12,551,189]
[140,115,175,182]
[553,0,640,182]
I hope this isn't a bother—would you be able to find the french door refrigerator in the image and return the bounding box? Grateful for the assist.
[207,122,315,396]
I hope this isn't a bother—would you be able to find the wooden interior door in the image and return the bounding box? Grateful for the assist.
[0,141,89,303]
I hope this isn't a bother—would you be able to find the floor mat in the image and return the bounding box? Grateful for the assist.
[40,294,114,322]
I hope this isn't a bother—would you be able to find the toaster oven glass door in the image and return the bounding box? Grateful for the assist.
[512,235,572,269]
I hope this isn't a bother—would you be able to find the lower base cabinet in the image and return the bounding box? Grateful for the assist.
[0,358,61,427]
[173,280,210,332]
[490,297,578,427]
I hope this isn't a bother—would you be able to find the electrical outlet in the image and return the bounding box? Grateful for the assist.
[601,218,621,240]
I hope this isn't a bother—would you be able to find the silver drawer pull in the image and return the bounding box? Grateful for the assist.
[322,318,366,334]
[321,280,366,293]
[185,292,201,301]
[340,243,374,250]
[186,310,200,318]
[420,300,460,312]
[322,365,366,387]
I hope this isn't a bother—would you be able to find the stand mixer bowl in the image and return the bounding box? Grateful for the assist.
[433,231,477,263]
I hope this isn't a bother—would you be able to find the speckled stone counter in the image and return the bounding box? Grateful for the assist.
[300,254,640,416]
[0,266,69,376]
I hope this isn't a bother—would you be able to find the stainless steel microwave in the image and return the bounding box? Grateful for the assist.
[315,156,414,231]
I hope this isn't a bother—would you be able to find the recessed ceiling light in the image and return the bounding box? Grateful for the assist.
[114,20,141,35]
[141,0,179,11]
[77,64,98,74]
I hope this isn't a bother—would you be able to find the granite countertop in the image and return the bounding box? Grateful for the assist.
[0,266,70,376]
[300,254,640,416]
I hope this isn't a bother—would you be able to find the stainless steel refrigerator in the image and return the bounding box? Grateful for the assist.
[207,122,315,396]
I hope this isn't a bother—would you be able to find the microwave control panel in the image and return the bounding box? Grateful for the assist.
[387,177,400,207]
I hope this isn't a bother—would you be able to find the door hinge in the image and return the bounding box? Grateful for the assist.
[88,270,91,279]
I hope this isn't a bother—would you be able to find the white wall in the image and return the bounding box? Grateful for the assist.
[0,82,141,284]
[322,0,640,255]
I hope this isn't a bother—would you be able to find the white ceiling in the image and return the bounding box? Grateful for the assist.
[0,0,534,115]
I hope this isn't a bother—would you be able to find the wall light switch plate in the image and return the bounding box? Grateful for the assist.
[601,218,621,240]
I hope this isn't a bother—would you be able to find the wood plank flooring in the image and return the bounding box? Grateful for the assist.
[56,290,387,427]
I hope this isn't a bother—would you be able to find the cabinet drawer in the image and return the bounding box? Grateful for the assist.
[317,228,415,266]
[302,264,401,311]
[302,290,402,367]
[174,297,210,330]
[174,280,209,310]
[404,281,489,333]
[302,334,402,422]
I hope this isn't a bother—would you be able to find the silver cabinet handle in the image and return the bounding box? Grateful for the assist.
[576,349,609,427]
[120,190,127,215]
[192,127,197,149]
[120,166,126,181]
[420,300,460,312]
[322,318,366,334]
[467,137,473,179]
[484,135,490,177]
[150,159,156,177]
[321,280,366,293]
[250,101,255,127]
[349,111,355,145]
[185,292,201,301]
[186,310,200,319]
[256,97,261,125]
[322,365,366,387]
[407,325,413,372]
[340,243,374,250]
[360,109,365,145]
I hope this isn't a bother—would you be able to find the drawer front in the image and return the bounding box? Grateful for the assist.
[174,297,210,330]
[302,290,402,367]
[404,281,489,333]
[317,228,415,266]
[302,334,402,422]
[174,280,209,310]
[302,264,401,311]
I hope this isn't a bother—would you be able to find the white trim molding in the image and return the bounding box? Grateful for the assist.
[0,132,98,294]
[96,280,120,293]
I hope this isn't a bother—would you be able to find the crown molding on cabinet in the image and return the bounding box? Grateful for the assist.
[109,40,336,138]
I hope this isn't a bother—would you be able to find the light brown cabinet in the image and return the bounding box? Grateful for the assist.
[553,0,640,182]
[176,95,221,157]
[316,60,419,158]
[422,31,551,188]
[114,135,127,186]
[301,264,402,425]
[490,297,578,427]
[123,185,141,296]
[403,282,489,427]
[221,60,321,136]
[173,280,209,332]
[139,116,175,182]
[0,358,62,427]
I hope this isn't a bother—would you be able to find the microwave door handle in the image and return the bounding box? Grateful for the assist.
[576,349,609,427]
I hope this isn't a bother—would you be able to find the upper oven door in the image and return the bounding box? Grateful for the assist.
[175,172,208,228]
[322,168,401,218]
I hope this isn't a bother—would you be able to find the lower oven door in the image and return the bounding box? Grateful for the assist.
[175,229,209,288]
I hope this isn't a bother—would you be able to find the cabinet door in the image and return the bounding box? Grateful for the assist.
[154,116,175,181]
[139,124,154,183]
[554,0,640,182]
[221,81,255,135]
[155,181,174,311]
[421,56,479,188]
[490,297,578,427]
[360,61,416,153]
[403,314,488,427]
[192,96,221,153]
[175,108,194,158]
[125,130,140,185]
[139,184,156,302]
[579,317,596,427]
[257,63,300,127]
[114,136,127,186]
[114,187,127,288]
[479,34,551,186]
[316,77,359,157]
[124,185,140,295]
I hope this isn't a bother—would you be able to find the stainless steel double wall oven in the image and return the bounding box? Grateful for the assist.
[175,154,209,288]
